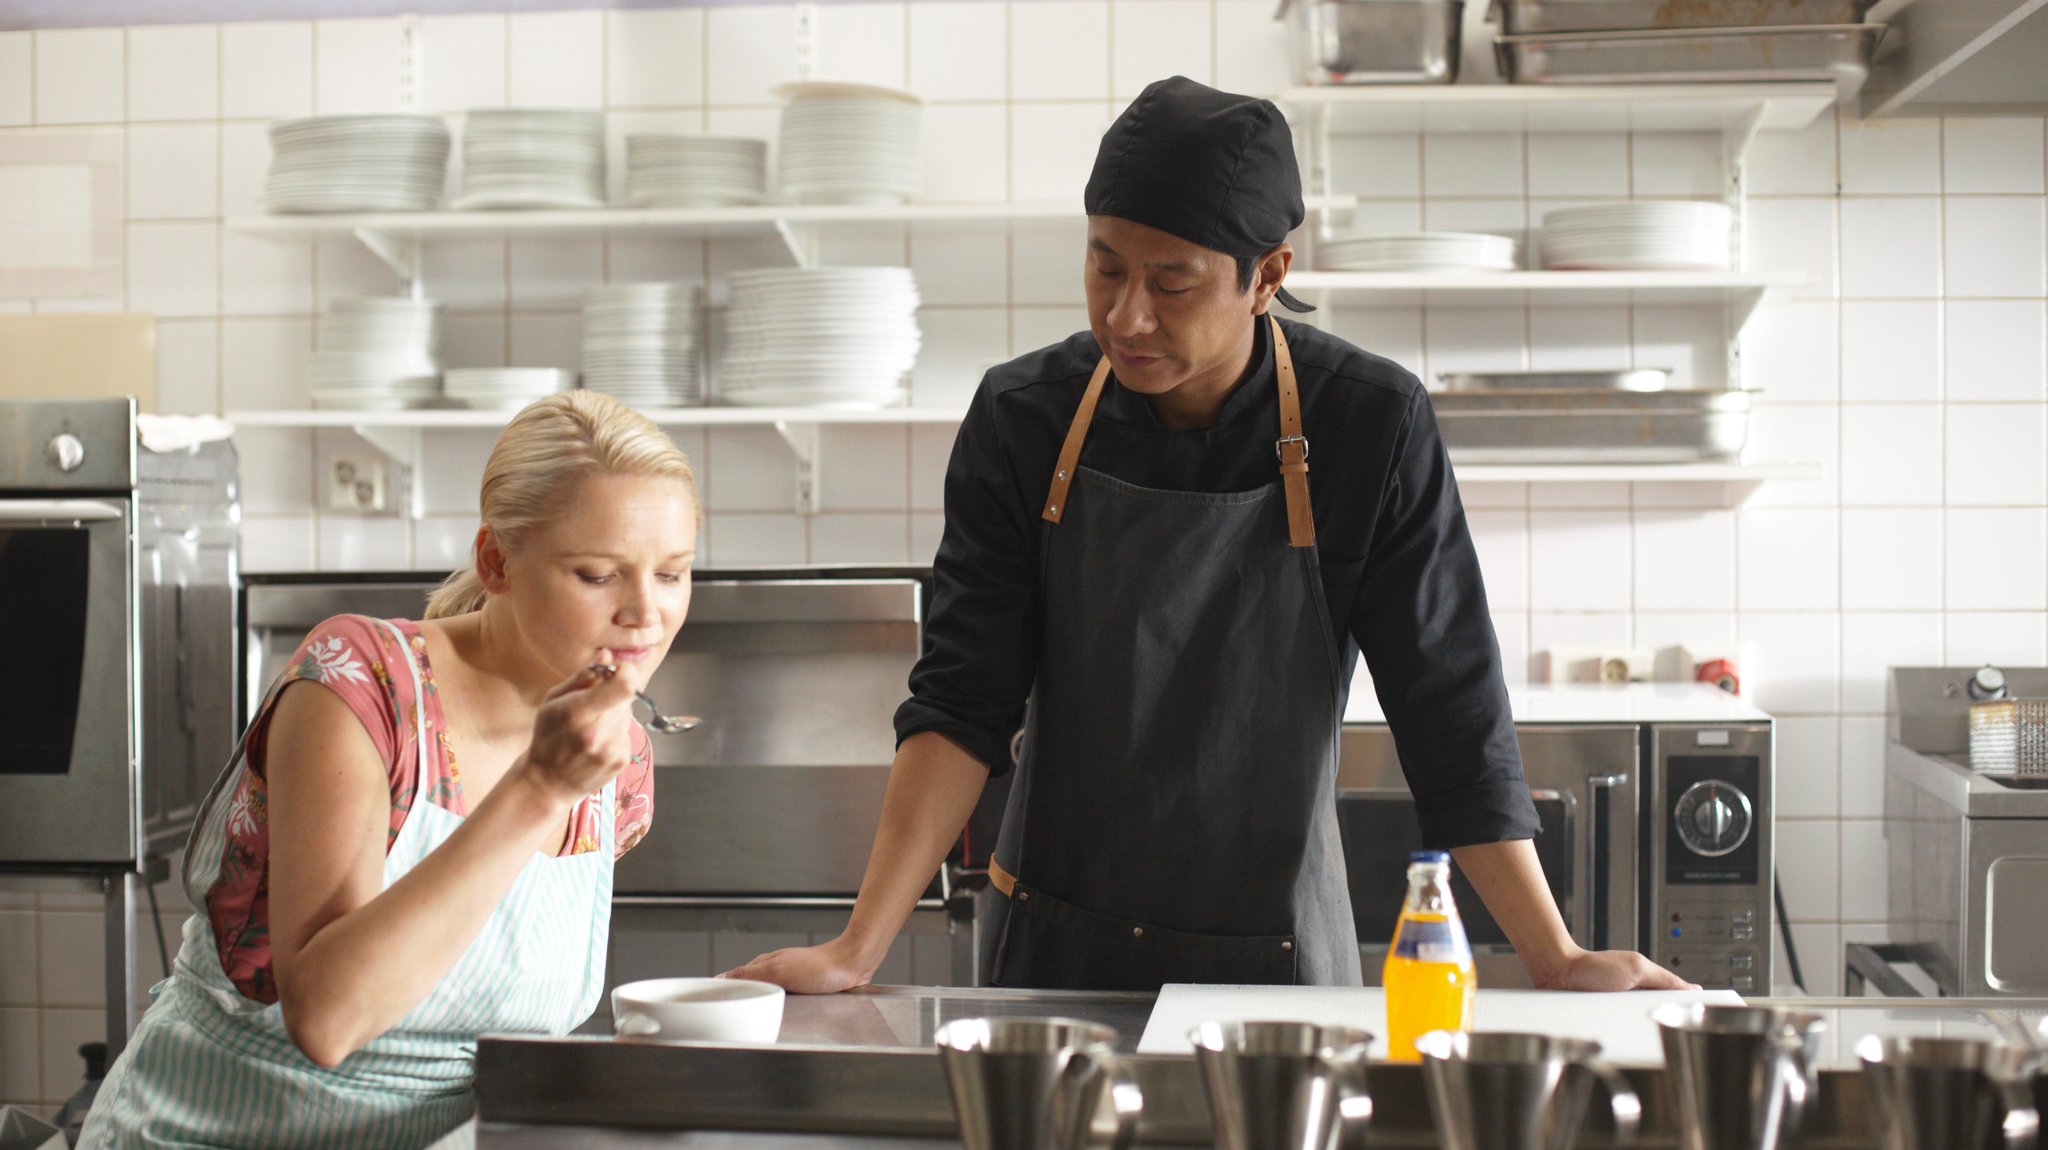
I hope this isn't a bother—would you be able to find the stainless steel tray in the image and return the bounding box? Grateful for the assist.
[1439,368,1672,392]
[1278,0,1464,85]
[1431,387,1749,463]
[1494,23,1886,91]
[1490,0,1877,34]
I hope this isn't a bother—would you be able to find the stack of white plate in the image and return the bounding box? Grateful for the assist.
[262,114,450,213]
[1538,202,1734,271]
[1316,232,1517,272]
[308,298,441,409]
[719,268,920,408]
[583,283,702,407]
[625,134,769,208]
[443,368,574,410]
[774,82,922,206]
[454,108,607,210]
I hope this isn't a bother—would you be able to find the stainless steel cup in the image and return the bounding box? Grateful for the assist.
[1415,1030,1642,1150]
[1188,1021,1374,1150]
[1857,1035,2041,1150]
[935,1018,1142,1150]
[1653,1004,1824,1150]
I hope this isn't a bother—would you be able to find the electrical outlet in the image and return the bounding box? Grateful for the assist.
[1591,649,1654,684]
[1539,647,1654,684]
[329,455,388,513]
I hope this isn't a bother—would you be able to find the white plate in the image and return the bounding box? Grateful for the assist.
[628,191,768,207]
[772,79,923,105]
[717,390,907,410]
[330,297,442,313]
[271,114,449,140]
[451,190,608,210]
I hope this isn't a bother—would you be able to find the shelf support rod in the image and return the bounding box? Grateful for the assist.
[353,228,422,296]
[774,219,819,269]
[772,420,822,514]
[1721,104,1766,392]
[1313,103,1337,243]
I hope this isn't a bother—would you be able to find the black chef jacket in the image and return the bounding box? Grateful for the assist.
[894,316,1539,849]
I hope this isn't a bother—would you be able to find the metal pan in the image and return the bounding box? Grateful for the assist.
[1489,0,1878,34]
[1494,23,1886,91]
[1439,369,1673,392]
[1277,0,1465,85]
[1430,387,1750,463]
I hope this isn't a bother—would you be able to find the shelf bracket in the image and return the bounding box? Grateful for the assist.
[774,218,819,270]
[1311,103,1338,243]
[353,228,422,296]
[772,419,822,514]
[1720,104,1767,393]
[350,424,425,519]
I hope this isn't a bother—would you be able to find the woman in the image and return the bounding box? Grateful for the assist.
[81,392,700,1149]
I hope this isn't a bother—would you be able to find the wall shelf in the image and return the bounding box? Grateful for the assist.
[227,409,1818,514]
[1278,82,1837,136]
[226,407,970,429]
[229,406,972,518]
[1285,269,1803,327]
[227,196,1360,277]
[1280,84,1836,399]
[1456,460,1820,484]
[1459,459,1824,506]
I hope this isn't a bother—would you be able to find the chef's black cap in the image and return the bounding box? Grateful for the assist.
[1085,76,1315,313]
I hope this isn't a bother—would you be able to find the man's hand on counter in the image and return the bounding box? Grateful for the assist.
[1535,946,1698,992]
[720,936,876,995]
[1451,839,1699,992]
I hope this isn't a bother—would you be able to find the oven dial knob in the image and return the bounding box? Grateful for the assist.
[47,433,85,473]
[1674,780,1752,858]
[1968,665,2009,702]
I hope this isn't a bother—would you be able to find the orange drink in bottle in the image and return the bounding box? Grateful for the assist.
[1382,849,1476,1062]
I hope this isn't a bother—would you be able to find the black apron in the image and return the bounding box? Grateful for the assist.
[985,316,1362,990]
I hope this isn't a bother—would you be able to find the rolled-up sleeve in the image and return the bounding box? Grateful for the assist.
[1352,390,1538,848]
[894,381,1042,775]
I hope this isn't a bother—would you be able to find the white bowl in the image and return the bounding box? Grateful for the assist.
[611,977,785,1044]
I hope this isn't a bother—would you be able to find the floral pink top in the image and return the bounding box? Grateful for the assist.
[204,614,655,1004]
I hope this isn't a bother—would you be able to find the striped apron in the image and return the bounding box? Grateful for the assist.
[80,619,615,1150]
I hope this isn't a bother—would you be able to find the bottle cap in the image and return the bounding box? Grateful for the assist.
[1409,849,1450,865]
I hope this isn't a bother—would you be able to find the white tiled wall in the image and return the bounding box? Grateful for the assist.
[1,0,2046,1112]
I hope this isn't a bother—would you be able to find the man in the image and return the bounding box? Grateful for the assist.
[731,77,1688,992]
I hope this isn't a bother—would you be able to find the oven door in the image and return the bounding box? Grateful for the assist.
[1336,724,1639,987]
[1964,814,2048,996]
[0,497,136,867]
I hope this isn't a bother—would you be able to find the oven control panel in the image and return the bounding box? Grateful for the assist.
[1648,725,1774,993]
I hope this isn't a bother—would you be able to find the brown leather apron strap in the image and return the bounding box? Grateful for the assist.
[1041,355,1113,524]
[989,856,1018,898]
[1271,315,1314,549]
[1044,320,1313,548]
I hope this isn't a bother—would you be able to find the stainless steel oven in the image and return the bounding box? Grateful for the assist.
[0,399,238,869]
[0,397,239,1056]
[1883,666,2048,997]
[1339,691,1775,992]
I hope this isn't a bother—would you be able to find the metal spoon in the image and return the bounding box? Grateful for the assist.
[631,692,701,735]
[587,662,702,735]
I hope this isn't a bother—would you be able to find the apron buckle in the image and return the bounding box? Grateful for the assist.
[1274,435,1309,462]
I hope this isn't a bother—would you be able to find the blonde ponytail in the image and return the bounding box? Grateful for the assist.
[425,567,490,619]
[423,391,700,620]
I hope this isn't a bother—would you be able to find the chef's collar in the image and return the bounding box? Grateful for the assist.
[1085,76,1315,314]
[1100,316,1275,431]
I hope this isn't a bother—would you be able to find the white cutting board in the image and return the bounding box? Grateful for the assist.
[1136,985,1743,1065]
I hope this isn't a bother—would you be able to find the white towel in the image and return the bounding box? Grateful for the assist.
[136,414,234,454]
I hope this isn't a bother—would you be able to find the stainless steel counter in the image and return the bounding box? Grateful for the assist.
[474,986,2048,1149]
[1887,741,2048,818]
[772,985,1160,1051]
